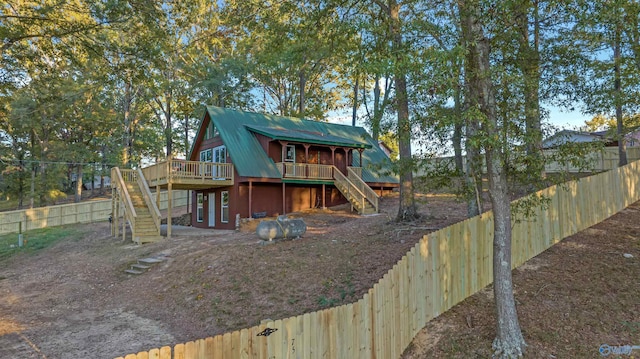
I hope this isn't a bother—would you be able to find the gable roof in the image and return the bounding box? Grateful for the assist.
[191,106,398,183]
[245,125,371,148]
[542,129,603,149]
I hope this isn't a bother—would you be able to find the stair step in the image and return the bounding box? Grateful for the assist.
[139,257,164,264]
[131,263,151,270]
[124,269,144,275]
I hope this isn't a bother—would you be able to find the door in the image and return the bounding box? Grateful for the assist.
[208,193,216,227]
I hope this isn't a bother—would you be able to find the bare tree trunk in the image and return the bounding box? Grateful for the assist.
[352,75,359,127]
[299,70,306,116]
[75,164,83,203]
[389,0,418,221]
[29,162,36,209]
[614,20,627,166]
[452,82,464,174]
[184,115,190,159]
[165,89,173,157]
[517,0,544,178]
[372,75,382,141]
[464,123,482,217]
[123,80,133,167]
[29,130,36,209]
[459,0,526,356]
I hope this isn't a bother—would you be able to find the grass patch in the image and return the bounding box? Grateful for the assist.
[0,226,80,261]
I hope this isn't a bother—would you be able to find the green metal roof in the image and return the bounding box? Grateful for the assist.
[196,106,398,183]
[245,125,371,148]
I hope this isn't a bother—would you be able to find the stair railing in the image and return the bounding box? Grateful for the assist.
[347,167,379,213]
[112,167,137,241]
[136,168,161,233]
[332,167,369,214]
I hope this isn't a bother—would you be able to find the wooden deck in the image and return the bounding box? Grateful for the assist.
[141,160,234,190]
[275,163,363,181]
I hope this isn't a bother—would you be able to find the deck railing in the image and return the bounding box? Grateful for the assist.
[333,167,369,213]
[142,159,234,185]
[350,166,363,178]
[347,167,379,213]
[111,167,137,241]
[136,168,161,232]
[276,162,334,180]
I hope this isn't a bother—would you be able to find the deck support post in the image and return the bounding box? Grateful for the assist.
[322,184,326,209]
[249,181,253,217]
[156,185,160,209]
[304,144,311,177]
[282,182,286,215]
[330,146,336,167]
[111,188,115,237]
[167,182,172,238]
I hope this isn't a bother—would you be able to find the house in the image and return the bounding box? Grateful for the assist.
[543,128,640,149]
[185,106,399,230]
[110,107,399,242]
[542,129,604,149]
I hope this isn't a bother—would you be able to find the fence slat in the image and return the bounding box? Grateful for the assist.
[114,161,640,359]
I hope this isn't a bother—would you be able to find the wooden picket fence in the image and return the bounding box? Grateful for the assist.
[418,146,640,175]
[0,190,190,236]
[115,160,640,359]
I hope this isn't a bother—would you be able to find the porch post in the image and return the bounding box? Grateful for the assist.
[156,185,160,209]
[346,148,351,169]
[249,181,253,217]
[330,146,336,166]
[322,184,326,209]
[358,149,364,168]
[280,141,288,161]
[282,182,286,215]
[167,182,172,238]
[111,188,115,237]
[304,144,311,178]
[280,141,288,177]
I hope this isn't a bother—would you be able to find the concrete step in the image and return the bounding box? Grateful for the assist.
[125,269,144,275]
[131,263,150,270]
[133,235,163,244]
[139,257,165,264]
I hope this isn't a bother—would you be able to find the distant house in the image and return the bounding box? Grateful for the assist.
[542,130,603,149]
[543,128,640,149]
[378,141,395,159]
[183,107,399,230]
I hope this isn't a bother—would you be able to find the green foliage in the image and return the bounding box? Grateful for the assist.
[0,226,80,262]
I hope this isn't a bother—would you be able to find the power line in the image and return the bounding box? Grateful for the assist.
[0,158,123,167]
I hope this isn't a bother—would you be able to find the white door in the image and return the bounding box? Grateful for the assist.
[208,193,216,227]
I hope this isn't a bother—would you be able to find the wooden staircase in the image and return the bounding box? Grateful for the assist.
[111,168,162,244]
[333,167,379,215]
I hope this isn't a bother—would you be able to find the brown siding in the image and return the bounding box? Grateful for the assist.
[269,141,281,162]
[191,186,236,230]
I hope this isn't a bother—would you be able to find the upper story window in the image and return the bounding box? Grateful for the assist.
[285,145,295,162]
[200,145,227,163]
[204,121,219,140]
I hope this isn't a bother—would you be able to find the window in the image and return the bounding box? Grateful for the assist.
[200,149,212,162]
[196,193,204,222]
[221,191,229,223]
[205,122,219,140]
[285,145,295,162]
[213,146,227,163]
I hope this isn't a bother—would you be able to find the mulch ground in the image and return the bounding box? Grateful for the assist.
[402,203,640,358]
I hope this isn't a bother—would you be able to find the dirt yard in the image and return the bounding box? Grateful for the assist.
[0,193,638,359]
[0,193,468,359]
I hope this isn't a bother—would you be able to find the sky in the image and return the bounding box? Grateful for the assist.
[328,105,592,132]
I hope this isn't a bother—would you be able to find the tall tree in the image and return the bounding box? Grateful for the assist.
[459,0,526,356]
